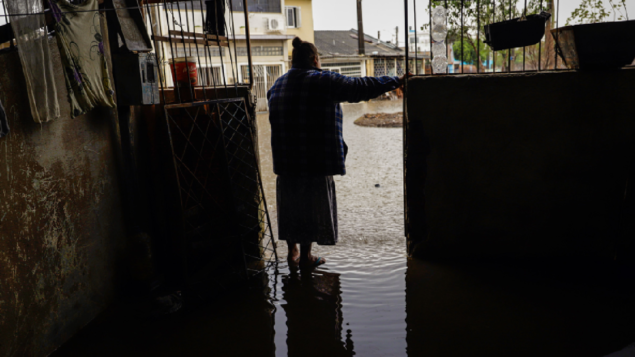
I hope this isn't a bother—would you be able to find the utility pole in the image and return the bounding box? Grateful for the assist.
[378,31,381,41]
[357,0,365,55]
[395,26,399,47]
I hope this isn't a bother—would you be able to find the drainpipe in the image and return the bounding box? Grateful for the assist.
[357,0,365,55]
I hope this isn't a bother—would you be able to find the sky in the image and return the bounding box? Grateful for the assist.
[313,0,635,46]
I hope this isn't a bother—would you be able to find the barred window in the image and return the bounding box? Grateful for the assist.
[172,46,225,58]
[230,0,281,13]
[236,46,283,56]
[198,67,223,86]
[322,62,363,77]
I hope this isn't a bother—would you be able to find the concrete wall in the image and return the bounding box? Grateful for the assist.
[406,69,635,261]
[0,39,127,356]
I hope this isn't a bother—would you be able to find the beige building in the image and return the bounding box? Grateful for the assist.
[150,0,315,111]
[284,0,315,57]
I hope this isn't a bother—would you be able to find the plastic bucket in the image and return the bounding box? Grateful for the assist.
[169,57,198,86]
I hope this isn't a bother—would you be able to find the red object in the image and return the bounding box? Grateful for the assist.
[170,57,198,86]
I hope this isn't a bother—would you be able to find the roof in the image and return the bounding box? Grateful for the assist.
[315,30,405,58]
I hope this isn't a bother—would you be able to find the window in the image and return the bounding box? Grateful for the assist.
[322,62,363,77]
[285,6,301,28]
[198,67,223,86]
[236,46,284,56]
[172,46,225,58]
[230,0,281,13]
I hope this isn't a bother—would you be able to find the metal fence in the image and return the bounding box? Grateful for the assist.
[406,0,570,76]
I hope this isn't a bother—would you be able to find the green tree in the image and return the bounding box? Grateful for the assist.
[566,0,629,25]
[452,38,489,65]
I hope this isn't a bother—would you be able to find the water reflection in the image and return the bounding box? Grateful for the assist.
[277,268,354,357]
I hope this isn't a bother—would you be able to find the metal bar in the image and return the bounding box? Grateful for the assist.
[414,0,419,75]
[187,0,207,101]
[493,0,496,73]
[460,0,464,73]
[508,0,511,73]
[140,0,167,105]
[444,0,448,74]
[429,0,432,75]
[212,0,230,98]
[243,0,254,90]
[403,0,409,242]
[523,0,527,71]
[241,103,278,261]
[152,35,229,46]
[477,0,480,74]
[197,0,220,99]
[224,0,240,95]
[538,0,542,71]
[162,0,181,103]
[168,30,228,40]
[554,0,559,70]
[174,1,195,101]
[165,97,244,110]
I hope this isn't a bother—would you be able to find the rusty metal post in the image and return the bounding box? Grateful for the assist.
[357,0,365,55]
[243,0,254,90]
[404,0,409,241]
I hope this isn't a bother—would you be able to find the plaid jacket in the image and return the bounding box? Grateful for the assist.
[267,67,401,176]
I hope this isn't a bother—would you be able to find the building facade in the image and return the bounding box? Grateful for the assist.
[151,0,313,111]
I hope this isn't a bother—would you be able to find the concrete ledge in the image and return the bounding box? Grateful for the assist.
[406,69,635,260]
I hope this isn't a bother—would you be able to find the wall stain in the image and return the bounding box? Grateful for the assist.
[0,40,126,356]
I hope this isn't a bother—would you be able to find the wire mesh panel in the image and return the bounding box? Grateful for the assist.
[164,98,276,292]
[216,98,277,274]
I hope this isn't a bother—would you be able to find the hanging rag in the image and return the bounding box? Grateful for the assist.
[49,0,116,118]
[0,99,8,139]
[5,0,61,123]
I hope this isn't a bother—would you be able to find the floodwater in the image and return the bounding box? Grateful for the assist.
[258,100,409,356]
[52,101,635,357]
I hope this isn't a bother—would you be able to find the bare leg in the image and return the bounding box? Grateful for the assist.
[299,243,326,268]
[287,241,300,264]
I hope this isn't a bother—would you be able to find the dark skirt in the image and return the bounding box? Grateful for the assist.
[276,175,338,245]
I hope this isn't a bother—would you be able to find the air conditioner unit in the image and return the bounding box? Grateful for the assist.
[265,17,281,32]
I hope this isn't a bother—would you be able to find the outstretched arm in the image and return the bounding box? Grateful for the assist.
[328,71,411,103]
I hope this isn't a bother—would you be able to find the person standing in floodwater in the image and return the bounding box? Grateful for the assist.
[267,37,410,269]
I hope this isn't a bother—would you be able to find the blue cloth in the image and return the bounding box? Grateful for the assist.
[267,67,400,176]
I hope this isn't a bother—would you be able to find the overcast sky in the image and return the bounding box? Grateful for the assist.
[313,0,635,46]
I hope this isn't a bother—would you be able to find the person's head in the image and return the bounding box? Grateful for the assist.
[292,37,320,69]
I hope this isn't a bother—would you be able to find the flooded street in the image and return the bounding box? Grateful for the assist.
[257,100,408,356]
[52,101,635,357]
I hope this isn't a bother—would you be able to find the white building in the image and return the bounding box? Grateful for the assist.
[408,27,431,54]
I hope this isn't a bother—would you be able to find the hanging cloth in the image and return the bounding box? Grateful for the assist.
[5,0,61,123]
[49,0,116,118]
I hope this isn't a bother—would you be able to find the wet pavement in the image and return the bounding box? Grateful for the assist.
[52,100,635,357]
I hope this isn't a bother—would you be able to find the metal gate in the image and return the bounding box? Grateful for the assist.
[163,98,277,294]
[242,65,282,112]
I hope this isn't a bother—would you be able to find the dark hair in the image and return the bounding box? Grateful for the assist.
[292,37,319,68]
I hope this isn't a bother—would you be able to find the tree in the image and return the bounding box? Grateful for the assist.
[566,0,629,25]
[452,38,489,65]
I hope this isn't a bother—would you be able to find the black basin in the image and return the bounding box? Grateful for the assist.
[552,20,635,70]
[484,12,551,51]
